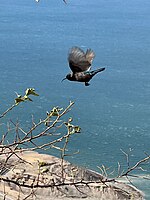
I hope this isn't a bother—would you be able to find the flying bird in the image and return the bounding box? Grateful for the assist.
[62,47,105,86]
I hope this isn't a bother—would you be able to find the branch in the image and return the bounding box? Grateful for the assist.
[120,155,150,177]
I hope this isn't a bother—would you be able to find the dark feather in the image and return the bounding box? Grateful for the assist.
[68,47,95,73]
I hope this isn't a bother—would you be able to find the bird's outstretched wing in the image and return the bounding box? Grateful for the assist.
[68,47,95,73]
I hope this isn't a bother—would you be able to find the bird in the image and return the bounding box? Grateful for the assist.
[62,46,105,86]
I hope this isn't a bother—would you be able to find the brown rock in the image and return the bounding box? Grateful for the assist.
[0,151,144,200]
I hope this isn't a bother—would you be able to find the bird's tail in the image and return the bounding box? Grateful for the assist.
[90,67,105,77]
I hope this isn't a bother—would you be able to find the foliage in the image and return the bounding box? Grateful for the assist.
[0,88,149,200]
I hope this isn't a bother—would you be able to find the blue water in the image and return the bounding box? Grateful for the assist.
[0,0,150,198]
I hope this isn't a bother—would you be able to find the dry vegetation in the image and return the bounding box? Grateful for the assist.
[0,88,149,199]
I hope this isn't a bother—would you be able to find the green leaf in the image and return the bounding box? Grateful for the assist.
[51,107,59,116]
[24,95,33,102]
[15,95,33,105]
[38,161,48,167]
[50,107,63,116]
[15,96,25,105]
[74,126,81,133]
[70,126,81,135]
[25,88,39,96]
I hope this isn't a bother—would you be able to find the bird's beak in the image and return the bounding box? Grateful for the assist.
[61,77,67,82]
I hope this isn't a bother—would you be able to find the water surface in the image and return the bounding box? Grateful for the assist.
[0,0,150,198]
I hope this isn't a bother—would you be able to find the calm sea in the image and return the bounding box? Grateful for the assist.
[0,0,150,198]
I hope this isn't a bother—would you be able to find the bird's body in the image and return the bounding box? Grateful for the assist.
[66,68,105,86]
[62,47,105,86]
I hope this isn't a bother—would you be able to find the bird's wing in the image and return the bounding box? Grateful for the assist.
[68,47,95,73]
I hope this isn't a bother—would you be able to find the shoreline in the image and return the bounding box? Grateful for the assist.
[0,151,144,200]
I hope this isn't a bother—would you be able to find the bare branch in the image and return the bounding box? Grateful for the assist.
[120,154,150,177]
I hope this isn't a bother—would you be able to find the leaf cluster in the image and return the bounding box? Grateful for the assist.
[15,88,39,105]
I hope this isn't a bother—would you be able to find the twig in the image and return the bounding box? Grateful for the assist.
[0,104,16,119]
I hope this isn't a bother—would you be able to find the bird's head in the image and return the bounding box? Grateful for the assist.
[61,73,72,82]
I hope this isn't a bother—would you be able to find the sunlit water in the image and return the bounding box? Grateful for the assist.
[0,0,150,198]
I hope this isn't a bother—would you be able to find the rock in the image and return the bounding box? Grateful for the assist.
[0,151,144,200]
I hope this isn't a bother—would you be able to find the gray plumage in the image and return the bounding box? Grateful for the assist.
[68,47,95,73]
[62,47,105,86]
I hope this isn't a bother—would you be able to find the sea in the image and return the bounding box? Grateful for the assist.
[0,0,150,198]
